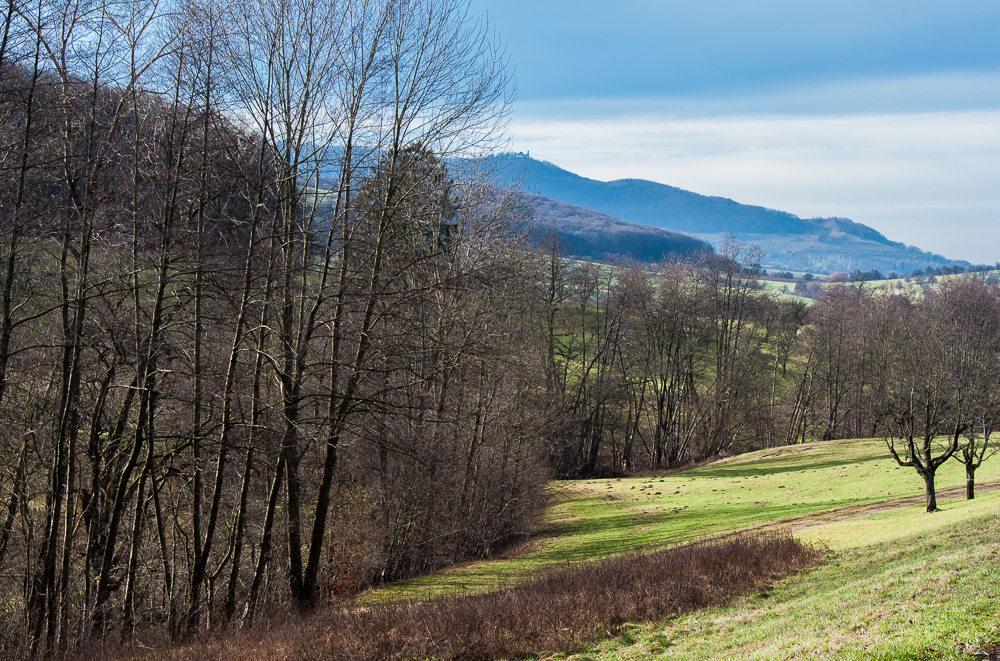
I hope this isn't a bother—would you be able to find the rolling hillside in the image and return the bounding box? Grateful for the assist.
[133,439,1000,660]
[495,153,968,274]
[364,438,1000,660]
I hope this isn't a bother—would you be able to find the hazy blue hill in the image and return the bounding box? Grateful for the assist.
[498,154,811,235]
[491,153,965,273]
[530,196,712,262]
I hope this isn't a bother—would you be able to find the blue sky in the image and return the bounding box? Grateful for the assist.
[468,0,1000,263]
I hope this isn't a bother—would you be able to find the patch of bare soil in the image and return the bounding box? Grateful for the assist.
[723,481,1000,539]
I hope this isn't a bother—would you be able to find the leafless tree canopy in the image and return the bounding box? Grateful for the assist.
[0,0,548,652]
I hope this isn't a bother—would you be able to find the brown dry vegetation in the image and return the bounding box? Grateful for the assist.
[47,534,820,661]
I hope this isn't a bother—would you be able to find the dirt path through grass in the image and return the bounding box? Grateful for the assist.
[720,479,1000,538]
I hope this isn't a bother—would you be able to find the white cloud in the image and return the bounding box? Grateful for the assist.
[513,71,1000,117]
[509,109,1000,263]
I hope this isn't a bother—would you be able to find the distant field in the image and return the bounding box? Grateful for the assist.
[760,269,1000,304]
[837,269,1000,294]
[758,278,815,303]
[367,438,1000,605]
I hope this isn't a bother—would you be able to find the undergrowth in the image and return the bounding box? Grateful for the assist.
[58,534,820,661]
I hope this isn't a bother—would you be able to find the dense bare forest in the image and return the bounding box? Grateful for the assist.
[1,0,999,655]
[0,0,544,651]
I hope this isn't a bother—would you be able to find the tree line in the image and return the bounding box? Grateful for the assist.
[540,251,999,514]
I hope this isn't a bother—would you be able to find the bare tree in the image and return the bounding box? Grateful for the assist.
[934,279,1000,499]
[697,238,770,457]
[631,257,707,467]
[874,291,962,512]
[218,0,514,611]
[798,284,865,441]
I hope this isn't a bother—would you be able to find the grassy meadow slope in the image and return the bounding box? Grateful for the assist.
[374,437,999,661]
[370,438,1000,603]
[548,505,1000,660]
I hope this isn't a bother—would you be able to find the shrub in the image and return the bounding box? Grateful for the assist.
[95,534,820,661]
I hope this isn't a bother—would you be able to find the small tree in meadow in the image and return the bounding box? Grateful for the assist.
[956,418,999,499]
[875,279,1000,510]
[938,279,1000,498]
[873,293,959,512]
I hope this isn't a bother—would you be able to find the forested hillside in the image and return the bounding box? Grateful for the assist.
[529,195,711,262]
[0,0,546,652]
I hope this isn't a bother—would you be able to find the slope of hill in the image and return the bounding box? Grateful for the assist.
[495,153,967,274]
[530,195,712,262]
[148,439,1000,660]
[368,436,1000,602]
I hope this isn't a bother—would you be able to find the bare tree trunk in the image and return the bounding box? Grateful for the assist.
[0,437,26,568]
[243,455,285,629]
[922,470,938,512]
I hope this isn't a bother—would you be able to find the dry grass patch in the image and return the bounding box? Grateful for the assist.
[68,534,819,661]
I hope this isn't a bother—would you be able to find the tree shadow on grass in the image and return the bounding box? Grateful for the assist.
[693,453,888,479]
[534,500,840,563]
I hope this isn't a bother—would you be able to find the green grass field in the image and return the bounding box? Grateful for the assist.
[758,278,815,303]
[365,438,1000,659]
[544,506,1000,660]
[832,269,1000,297]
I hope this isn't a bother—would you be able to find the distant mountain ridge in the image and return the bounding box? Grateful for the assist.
[491,153,965,274]
[529,195,712,262]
